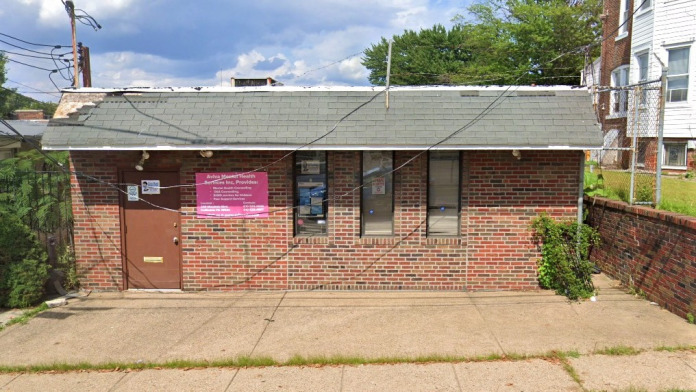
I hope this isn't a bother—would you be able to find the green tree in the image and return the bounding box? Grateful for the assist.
[0,54,58,118]
[362,0,602,86]
[362,24,476,86]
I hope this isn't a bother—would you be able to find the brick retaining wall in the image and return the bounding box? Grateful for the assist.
[585,196,696,319]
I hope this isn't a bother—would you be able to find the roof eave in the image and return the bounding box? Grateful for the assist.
[42,144,603,151]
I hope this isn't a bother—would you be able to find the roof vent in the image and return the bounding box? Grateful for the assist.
[516,91,556,97]
[459,91,480,97]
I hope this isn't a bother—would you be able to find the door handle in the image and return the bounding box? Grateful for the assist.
[173,236,179,245]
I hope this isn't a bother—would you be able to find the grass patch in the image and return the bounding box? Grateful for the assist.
[0,347,683,375]
[654,345,696,353]
[593,345,642,356]
[0,302,48,332]
[0,351,570,374]
[585,170,696,217]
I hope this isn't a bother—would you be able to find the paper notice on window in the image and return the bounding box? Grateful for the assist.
[372,176,386,195]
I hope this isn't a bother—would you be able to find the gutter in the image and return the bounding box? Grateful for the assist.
[42,145,605,151]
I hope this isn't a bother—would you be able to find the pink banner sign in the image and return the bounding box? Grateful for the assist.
[196,172,268,218]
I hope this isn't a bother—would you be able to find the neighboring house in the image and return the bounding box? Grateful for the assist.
[598,0,634,168]
[629,0,696,171]
[43,86,601,292]
[0,110,48,160]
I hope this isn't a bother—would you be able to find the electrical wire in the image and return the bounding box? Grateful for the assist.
[10,14,604,218]
[4,80,61,97]
[0,38,69,57]
[5,57,60,72]
[0,31,68,48]
[0,49,65,61]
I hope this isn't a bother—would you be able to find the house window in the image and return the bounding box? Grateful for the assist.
[638,0,651,11]
[667,47,689,102]
[636,139,647,166]
[618,0,630,35]
[663,143,687,168]
[362,151,393,236]
[637,52,649,104]
[427,151,460,237]
[611,66,629,116]
[295,151,328,236]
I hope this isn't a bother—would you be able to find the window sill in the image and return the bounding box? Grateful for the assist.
[605,113,628,119]
[293,236,329,245]
[358,237,397,245]
[426,237,462,246]
[635,8,652,18]
[663,165,687,170]
[615,32,629,42]
[666,101,690,108]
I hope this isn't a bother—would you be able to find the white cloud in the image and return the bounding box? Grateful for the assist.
[19,0,133,27]
[90,51,213,88]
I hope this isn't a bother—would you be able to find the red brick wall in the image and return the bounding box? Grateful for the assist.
[13,110,44,120]
[586,197,696,319]
[598,0,633,169]
[70,150,581,292]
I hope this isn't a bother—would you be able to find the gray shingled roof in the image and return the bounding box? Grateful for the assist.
[43,86,602,150]
[4,120,47,137]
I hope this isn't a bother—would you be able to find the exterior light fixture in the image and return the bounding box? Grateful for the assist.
[512,149,522,160]
[135,150,150,171]
[199,150,214,158]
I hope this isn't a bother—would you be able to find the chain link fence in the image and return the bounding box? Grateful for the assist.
[589,79,663,205]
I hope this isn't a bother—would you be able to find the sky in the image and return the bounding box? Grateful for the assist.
[1,0,472,103]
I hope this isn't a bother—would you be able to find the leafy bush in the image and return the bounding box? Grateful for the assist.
[531,213,600,300]
[0,210,49,308]
[1,258,49,308]
[56,245,80,291]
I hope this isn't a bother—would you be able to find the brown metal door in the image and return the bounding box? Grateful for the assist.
[121,171,181,289]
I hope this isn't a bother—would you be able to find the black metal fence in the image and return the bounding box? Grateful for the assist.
[0,171,73,259]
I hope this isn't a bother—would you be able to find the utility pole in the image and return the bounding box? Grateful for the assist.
[385,40,392,109]
[66,1,79,88]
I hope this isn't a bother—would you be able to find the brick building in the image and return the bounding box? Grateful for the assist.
[45,86,602,292]
[597,0,634,168]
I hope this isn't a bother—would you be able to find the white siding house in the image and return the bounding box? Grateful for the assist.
[630,0,696,169]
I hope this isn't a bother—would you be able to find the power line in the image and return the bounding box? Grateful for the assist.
[5,57,72,75]
[5,79,62,97]
[0,49,67,61]
[0,38,70,57]
[0,31,68,48]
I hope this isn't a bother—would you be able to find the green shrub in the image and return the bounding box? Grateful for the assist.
[1,258,49,308]
[0,210,49,308]
[531,213,600,300]
[56,245,80,291]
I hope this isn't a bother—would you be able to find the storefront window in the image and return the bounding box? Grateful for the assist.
[428,151,460,236]
[362,151,393,236]
[295,151,327,236]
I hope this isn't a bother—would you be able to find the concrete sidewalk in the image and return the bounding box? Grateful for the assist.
[0,274,694,391]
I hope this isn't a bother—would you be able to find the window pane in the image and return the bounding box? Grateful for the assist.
[638,54,648,81]
[668,48,689,75]
[362,151,393,236]
[295,151,327,236]
[428,151,460,236]
[668,75,688,102]
[664,144,686,167]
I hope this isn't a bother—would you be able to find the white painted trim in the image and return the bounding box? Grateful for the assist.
[59,85,591,94]
[42,145,603,151]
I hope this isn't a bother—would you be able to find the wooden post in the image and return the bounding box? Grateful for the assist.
[81,45,92,87]
[66,1,79,88]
